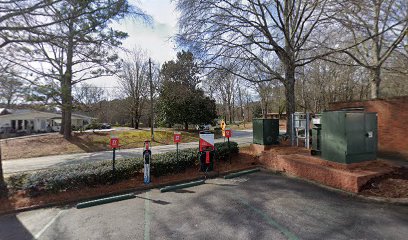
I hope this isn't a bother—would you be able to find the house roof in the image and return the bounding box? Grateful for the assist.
[0,109,93,120]
[0,108,11,115]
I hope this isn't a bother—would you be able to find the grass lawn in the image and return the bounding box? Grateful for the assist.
[0,129,200,160]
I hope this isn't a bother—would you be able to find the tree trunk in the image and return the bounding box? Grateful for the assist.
[184,122,188,131]
[0,141,7,197]
[59,106,65,134]
[61,20,74,140]
[370,68,381,99]
[135,116,139,129]
[61,78,72,139]
[284,65,296,138]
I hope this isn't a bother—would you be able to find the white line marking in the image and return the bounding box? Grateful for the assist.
[34,210,64,239]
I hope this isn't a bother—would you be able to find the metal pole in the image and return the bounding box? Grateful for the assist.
[228,137,231,164]
[176,142,179,162]
[306,112,310,149]
[149,58,154,141]
[112,148,116,182]
[291,113,295,146]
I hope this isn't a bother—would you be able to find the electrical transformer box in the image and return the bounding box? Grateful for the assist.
[253,118,279,145]
[321,111,377,164]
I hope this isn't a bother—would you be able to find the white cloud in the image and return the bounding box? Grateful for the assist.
[87,0,180,88]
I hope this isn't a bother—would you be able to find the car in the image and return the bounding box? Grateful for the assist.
[101,123,111,129]
[195,124,211,131]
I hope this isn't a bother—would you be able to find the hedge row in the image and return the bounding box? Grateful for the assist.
[6,142,239,195]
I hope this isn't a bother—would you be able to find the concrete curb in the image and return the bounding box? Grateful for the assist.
[0,165,262,216]
[261,168,408,206]
[76,193,136,209]
[223,168,261,179]
[160,180,205,193]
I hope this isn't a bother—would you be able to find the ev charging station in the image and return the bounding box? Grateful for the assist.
[143,140,151,184]
[199,131,215,173]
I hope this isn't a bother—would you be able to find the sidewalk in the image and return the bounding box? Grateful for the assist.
[3,135,252,175]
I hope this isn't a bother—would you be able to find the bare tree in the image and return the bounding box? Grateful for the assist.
[73,83,105,114]
[6,0,147,139]
[117,49,150,129]
[330,0,408,99]
[177,0,339,135]
[0,66,25,108]
[209,68,237,124]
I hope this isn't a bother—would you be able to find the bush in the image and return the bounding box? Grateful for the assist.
[214,141,239,161]
[7,158,144,195]
[6,142,239,195]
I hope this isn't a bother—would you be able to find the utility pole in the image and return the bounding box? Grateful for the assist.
[149,58,154,141]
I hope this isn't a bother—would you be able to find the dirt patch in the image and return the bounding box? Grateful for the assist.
[0,150,258,214]
[360,167,408,198]
[1,130,200,160]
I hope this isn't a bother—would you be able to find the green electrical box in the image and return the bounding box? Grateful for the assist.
[321,111,377,164]
[253,119,279,145]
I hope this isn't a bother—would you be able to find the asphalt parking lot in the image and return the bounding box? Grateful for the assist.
[1,171,407,240]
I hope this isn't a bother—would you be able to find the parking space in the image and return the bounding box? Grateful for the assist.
[1,171,407,240]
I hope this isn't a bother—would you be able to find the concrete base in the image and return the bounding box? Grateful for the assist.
[259,153,397,193]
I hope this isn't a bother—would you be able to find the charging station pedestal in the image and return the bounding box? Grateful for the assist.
[199,131,215,172]
[143,140,151,184]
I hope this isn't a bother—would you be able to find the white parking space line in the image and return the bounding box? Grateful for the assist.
[34,210,64,239]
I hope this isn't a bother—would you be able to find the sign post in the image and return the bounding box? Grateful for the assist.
[225,129,232,164]
[110,137,119,182]
[221,120,226,142]
[143,140,151,184]
[174,132,181,162]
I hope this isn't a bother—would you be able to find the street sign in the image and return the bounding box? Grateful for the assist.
[199,132,215,151]
[110,138,119,149]
[225,129,232,138]
[221,120,226,130]
[174,132,181,143]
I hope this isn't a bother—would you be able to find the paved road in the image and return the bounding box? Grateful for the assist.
[1,171,407,240]
[3,130,253,174]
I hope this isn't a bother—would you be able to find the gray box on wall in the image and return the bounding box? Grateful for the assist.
[321,111,377,164]
[253,118,279,145]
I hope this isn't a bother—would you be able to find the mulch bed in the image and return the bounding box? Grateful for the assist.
[0,149,258,215]
[359,167,408,198]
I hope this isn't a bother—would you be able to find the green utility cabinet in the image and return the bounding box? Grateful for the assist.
[253,118,279,145]
[321,111,377,164]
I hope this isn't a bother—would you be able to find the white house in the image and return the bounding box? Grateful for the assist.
[0,109,94,133]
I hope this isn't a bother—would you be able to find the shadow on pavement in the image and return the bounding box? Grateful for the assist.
[0,214,34,240]
[135,195,171,205]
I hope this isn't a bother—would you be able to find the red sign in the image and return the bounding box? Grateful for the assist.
[110,138,119,149]
[225,130,232,138]
[174,132,181,143]
[199,133,215,151]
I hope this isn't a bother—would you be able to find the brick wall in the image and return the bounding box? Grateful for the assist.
[329,96,408,161]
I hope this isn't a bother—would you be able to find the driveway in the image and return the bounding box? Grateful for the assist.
[2,130,253,174]
[1,171,407,240]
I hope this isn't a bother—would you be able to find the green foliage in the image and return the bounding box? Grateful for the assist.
[7,158,144,195]
[6,142,239,195]
[157,51,218,128]
[215,142,239,161]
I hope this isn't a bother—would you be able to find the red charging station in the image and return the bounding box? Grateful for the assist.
[199,131,215,172]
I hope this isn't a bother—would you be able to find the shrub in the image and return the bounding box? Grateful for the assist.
[6,142,239,195]
[214,141,239,161]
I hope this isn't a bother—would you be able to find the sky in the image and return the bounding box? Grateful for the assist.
[87,0,180,88]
